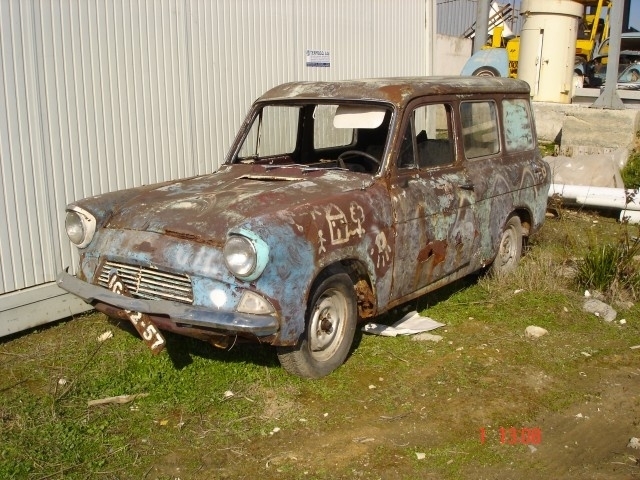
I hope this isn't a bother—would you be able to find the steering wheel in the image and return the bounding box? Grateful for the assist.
[337,150,381,170]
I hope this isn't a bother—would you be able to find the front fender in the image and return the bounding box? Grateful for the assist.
[461,49,509,77]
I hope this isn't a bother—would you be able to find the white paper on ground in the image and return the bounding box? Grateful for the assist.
[362,311,445,337]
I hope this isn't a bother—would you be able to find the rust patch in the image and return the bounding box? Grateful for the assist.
[417,240,447,265]
[136,241,154,253]
[163,230,224,249]
[378,84,412,104]
[355,278,376,319]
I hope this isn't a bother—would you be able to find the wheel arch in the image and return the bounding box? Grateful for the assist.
[513,207,533,237]
[277,260,361,378]
[460,48,509,77]
[311,259,378,321]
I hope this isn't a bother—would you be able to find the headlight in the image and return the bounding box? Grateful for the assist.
[65,207,97,248]
[223,229,269,281]
[223,236,257,277]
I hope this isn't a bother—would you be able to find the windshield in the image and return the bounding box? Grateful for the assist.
[233,102,392,175]
[618,63,640,83]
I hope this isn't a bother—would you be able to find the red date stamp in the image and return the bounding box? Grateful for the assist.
[480,427,542,445]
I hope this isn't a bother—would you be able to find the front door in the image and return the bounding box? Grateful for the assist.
[389,102,478,301]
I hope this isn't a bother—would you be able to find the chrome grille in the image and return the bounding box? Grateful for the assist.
[97,260,193,304]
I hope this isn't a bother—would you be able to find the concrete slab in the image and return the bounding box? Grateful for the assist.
[545,150,627,188]
[533,101,640,187]
[532,101,640,149]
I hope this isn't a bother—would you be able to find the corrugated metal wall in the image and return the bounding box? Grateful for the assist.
[438,0,478,36]
[0,0,433,333]
[437,0,522,37]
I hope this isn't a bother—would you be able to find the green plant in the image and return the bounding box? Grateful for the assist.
[538,142,557,157]
[576,235,640,299]
[621,149,640,189]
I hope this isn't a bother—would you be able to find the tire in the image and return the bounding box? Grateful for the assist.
[277,269,357,379]
[490,215,523,276]
[472,66,500,77]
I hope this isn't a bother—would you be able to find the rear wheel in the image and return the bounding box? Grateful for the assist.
[490,215,523,276]
[472,66,500,77]
[277,269,357,379]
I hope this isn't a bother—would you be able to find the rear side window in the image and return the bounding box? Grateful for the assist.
[461,101,499,159]
[503,99,535,152]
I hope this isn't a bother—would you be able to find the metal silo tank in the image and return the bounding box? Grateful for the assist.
[518,0,584,103]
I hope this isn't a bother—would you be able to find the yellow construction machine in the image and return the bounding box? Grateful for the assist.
[461,0,611,78]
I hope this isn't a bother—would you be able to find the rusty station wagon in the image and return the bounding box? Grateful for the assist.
[58,77,550,378]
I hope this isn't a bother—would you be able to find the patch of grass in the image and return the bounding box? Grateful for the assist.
[538,142,557,157]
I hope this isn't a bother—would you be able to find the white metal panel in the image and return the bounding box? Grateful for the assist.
[0,0,433,332]
[0,0,57,293]
[188,0,430,174]
[31,0,201,274]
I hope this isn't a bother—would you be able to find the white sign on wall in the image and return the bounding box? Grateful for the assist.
[306,49,330,67]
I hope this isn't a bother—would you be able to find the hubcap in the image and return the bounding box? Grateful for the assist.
[498,227,516,268]
[309,288,347,360]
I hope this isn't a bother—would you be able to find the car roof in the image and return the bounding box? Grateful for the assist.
[257,77,531,107]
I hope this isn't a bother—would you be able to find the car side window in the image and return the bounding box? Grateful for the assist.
[397,103,454,169]
[461,101,500,159]
[502,99,535,152]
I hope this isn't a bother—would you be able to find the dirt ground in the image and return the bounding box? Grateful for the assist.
[192,367,640,479]
[2,312,639,479]
[145,341,640,479]
[471,365,640,479]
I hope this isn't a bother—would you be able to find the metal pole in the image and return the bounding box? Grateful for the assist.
[592,0,625,109]
[623,0,631,32]
[473,0,491,54]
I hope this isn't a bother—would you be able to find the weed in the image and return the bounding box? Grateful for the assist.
[622,149,640,189]
[538,142,557,157]
[575,235,640,300]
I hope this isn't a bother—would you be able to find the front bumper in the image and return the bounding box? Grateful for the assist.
[56,271,279,337]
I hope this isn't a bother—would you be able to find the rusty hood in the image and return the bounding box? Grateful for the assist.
[102,164,369,244]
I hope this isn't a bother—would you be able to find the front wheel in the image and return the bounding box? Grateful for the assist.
[490,215,523,276]
[277,270,357,379]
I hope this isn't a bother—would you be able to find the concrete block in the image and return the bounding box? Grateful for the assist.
[561,109,640,149]
[532,103,567,142]
[532,102,640,149]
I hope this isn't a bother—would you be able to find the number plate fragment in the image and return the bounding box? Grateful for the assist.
[107,270,166,354]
